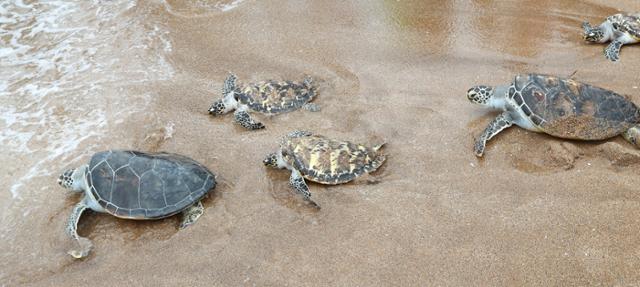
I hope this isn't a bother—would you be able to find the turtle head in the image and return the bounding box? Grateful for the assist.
[263,152,283,169]
[263,153,278,168]
[467,85,494,105]
[57,167,86,192]
[208,91,238,116]
[209,74,240,115]
[582,21,605,42]
[208,99,227,115]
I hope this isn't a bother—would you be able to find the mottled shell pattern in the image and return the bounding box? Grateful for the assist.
[607,13,640,40]
[281,133,386,184]
[237,76,317,114]
[509,74,640,140]
[86,150,216,219]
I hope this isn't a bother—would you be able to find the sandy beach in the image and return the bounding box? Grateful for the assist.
[2,0,640,285]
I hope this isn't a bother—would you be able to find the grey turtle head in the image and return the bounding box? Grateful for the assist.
[467,85,494,105]
[58,168,84,192]
[263,153,279,168]
[208,99,226,115]
[582,21,605,42]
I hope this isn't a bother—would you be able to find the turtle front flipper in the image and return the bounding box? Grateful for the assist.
[222,73,238,96]
[289,169,318,207]
[604,40,623,61]
[234,109,265,130]
[474,112,513,157]
[179,201,204,229]
[66,201,93,259]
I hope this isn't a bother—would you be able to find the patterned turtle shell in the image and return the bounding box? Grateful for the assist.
[237,77,316,114]
[608,13,640,40]
[281,134,386,185]
[508,74,640,140]
[85,150,216,219]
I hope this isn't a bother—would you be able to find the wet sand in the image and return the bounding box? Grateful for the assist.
[3,0,640,286]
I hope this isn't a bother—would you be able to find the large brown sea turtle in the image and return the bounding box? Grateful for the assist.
[57,150,216,258]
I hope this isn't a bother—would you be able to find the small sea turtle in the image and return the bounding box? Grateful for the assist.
[263,131,386,205]
[467,74,640,157]
[208,73,320,130]
[57,150,216,258]
[582,13,640,61]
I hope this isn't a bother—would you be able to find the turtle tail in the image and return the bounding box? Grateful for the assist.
[365,154,386,174]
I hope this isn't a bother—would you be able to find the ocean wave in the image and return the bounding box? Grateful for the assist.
[162,0,247,17]
[0,0,174,199]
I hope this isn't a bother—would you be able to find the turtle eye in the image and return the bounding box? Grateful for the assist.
[467,90,477,101]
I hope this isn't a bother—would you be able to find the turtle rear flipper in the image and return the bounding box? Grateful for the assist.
[302,103,320,112]
[372,142,386,152]
[366,153,386,173]
[287,130,313,138]
[303,76,313,88]
[179,201,204,229]
[623,125,640,148]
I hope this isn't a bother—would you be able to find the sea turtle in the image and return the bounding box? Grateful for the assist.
[208,73,320,130]
[57,150,216,258]
[582,13,640,61]
[263,131,386,205]
[467,73,640,157]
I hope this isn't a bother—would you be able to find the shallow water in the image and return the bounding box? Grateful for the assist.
[2,0,640,285]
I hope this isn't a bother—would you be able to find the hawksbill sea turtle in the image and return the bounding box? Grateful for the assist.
[262,131,386,206]
[467,74,640,157]
[208,73,320,130]
[582,13,640,61]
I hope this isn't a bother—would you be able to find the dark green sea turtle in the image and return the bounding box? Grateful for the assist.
[57,150,216,258]
[208,73,320,130]
[467,74,640,157]
[263,131,386,205]
[582,13,640,61]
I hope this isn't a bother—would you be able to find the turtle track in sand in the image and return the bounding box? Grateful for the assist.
[503,133,640,173]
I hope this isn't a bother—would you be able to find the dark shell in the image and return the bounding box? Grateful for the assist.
[86,150,216,219]
[509,74,640,140]
[608,13,640,39]
[237,78,316,114]
[281,134,385,185]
